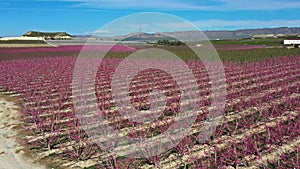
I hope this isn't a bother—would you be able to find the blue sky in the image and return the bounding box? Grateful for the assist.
[0,0,299,36]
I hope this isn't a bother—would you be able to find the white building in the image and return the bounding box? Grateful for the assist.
[283,40,300,48]
[283,40,300,45]
[53,35,72,40]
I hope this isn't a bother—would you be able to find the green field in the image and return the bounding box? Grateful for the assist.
[108,45,300,63]
[210,38,284,46]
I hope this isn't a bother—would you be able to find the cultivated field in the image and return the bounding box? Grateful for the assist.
[0,44,299,169]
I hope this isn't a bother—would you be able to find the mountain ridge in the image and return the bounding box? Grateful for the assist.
[93,27,300,41]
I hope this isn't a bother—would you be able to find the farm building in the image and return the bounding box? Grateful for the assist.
[283,40,300,48]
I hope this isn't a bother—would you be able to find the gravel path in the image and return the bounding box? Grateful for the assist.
[0,96,45,169]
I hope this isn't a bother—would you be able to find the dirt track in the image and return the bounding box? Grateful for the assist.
[0,44,52,48]
[0,96,45,169]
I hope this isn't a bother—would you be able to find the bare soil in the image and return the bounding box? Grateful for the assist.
[0,95,46,169]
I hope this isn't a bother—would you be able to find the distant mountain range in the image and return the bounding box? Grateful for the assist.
[19,27,300,42]
[91,27,300,41]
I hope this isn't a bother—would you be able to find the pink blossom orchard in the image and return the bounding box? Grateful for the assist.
[0,45,136,53]
[0,48,299,168]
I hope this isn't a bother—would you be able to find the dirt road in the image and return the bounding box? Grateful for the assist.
[0,96,45,169]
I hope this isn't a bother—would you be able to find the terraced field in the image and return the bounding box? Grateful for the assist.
[0,46,299,168]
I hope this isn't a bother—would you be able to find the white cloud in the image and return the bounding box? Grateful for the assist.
[197,19,300,30]
[156,19,300,30]
[215,0,300,10]
[93,29,112,34]
[84,29,116,36]
[34,0,300,11]
[91,19,300,36]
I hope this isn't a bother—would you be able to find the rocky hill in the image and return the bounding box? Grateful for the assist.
[23,31,72,40]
